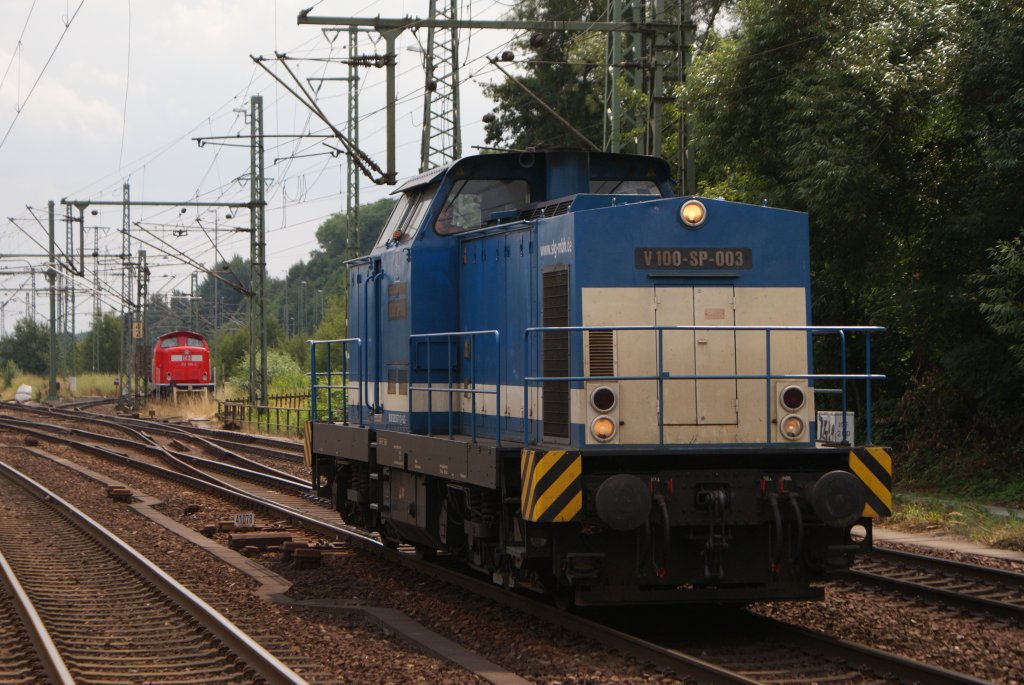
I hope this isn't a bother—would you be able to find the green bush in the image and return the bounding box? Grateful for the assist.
[229,348,307,396]
[0,360,19,389]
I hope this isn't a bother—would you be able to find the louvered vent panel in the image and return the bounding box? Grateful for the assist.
[587,330,615,377]
[518,199,574,222]
[542,268,570,439]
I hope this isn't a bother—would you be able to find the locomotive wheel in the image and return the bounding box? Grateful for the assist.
[413,545,437,561]
[553,586,575,611]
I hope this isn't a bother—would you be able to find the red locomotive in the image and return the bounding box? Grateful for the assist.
[150,331,214,397]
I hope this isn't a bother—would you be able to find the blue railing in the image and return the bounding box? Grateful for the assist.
[522,325,885,447]
[408,330,501,444]
[309,337,363,426]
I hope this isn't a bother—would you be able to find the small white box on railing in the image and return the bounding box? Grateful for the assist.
[817,411,855,445]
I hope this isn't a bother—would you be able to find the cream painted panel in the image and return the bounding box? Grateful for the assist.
[663,424,748,444]
[653,286,696,425]
[694,287,738,425]
[382,390,408,412]
[582,287,659,444]
[734,287,812,443]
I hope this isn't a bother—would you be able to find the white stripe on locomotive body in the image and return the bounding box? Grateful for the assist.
[347,286,813,447]
[360,381,543,417]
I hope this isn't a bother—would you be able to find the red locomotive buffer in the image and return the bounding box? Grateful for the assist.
[151,331,214,397]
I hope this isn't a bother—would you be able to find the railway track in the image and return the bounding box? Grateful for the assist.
[0,412,345,535]
[0,550,62,684]
[0,460,305,684]
[393,556,994,685]
[0,413,308,490]
[0,403,1008,683]
[102,408,307,463]
[10,402,306,475]
[848,546,1024,622]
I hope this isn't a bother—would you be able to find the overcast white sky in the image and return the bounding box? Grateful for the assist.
[0,0,517,333]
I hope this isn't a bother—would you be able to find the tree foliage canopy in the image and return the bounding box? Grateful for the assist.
[687,0,1024,455]
[0,318,49,375]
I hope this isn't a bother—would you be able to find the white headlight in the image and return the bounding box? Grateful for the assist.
[679,200,707,228]
[590,416,617,442]
[780,414,805,440]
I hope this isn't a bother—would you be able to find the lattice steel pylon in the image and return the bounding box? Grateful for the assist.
[603,0,694,191]
[419,0,461,172]
[93,223,100,372]
[347,28,361,258]
[603,0,645,155]
[120,183,133,403]
[135,250,148,398]
[190,271,199,332]
[248,95,268,407]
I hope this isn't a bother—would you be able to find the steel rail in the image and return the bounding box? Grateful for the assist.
[0,400,291,453]
[847,547,1024,622]
[1,416,374,545]
[43,402,308,480]
[71,405,307,457]
[0,549,75,685]
[0,414,308,492]
[743,614,993,685]
[0,458,308,685]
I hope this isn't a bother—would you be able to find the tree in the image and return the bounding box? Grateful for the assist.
[482,0,734,156]
[482,0,606,150]
[313,197,396,259]
[976,233,1024,376]
[687,0,1024,458]
[77,313,122,373]
[0,318,49,375]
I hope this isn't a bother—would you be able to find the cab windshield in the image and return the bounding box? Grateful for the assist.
[589,179,662,196]
[434,179,531,235]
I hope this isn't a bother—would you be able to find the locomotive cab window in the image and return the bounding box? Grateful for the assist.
[186,336,203,347]
[374,186,434,250]
[434,179,530,235]
[160,337,178,348]
[589,179,663,196]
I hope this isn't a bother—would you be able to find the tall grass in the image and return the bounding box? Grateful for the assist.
[0,372,128,400]
[0,372,223,405]
[145,393,220,420]
[891,494,1024,551]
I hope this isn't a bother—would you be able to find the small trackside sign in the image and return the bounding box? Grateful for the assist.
[234,512,256,529]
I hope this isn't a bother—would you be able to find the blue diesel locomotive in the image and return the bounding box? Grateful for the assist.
[305,150,892,606]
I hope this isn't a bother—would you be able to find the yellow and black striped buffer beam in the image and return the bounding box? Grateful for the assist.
[303,421,313,469]
[520,449,583,523]
[848,446,893,518]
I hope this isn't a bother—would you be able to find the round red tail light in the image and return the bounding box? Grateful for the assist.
[590,386,617,412]
[780,384,805,411]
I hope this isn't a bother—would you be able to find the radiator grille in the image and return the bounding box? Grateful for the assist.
[542,268,570,439]
[587,329,615,377]
[518,199,573,222]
